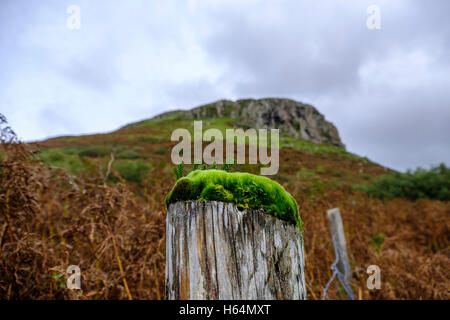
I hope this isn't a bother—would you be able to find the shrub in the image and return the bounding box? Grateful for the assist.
[315,165,326,174]
[370,232,386,253]
[39,149,84,173]
[60,145,144,159]
[361,164,450,201]
[0,143,166,299]
[77,146,111,157]
[154,146,167,155]
[333,171,343,177]
[115,148,143,159]
[114,160,151,184]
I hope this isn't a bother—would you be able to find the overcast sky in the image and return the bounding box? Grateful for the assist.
[1,0,449,171]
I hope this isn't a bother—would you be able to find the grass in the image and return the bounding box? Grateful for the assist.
[165,169,302,230]
[126,134,162,143]
[280,136,365,160]
[121,114,185,129]
[296,167,316,179]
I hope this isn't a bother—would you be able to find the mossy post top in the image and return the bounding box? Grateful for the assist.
[165,169,302,231]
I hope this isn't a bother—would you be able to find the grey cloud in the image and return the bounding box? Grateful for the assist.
[0,0,449,172]
[164,79,227,110]
[199,1,450,99]
[338,85,450,170]
[37,104,82,138]
[58,54,122,92]
[194,0,450,170]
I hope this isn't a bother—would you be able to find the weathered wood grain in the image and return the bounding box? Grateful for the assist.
[326,207,354,299]
[166,201,306,300]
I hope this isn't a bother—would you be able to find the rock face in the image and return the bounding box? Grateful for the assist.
[154,98,344,147]
[166,201,306,300]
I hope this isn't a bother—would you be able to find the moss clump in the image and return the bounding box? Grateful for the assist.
[165,170,302,230]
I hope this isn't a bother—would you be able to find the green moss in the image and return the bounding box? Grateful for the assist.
[165,169,302,231]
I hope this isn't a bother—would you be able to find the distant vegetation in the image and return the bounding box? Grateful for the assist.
[39,149,85,173]
[113,160,152,185]
[361,164,450,201]
[38,146,152,185]
[56,145,144,159]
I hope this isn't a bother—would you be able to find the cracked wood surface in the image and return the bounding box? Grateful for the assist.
[166,201,306,300]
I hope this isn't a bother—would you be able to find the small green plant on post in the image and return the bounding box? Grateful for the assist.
[190,159,237,174]
[172,162,184,181]
[221,158,237,172]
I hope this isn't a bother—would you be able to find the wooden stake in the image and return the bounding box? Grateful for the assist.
[166,201,307,300]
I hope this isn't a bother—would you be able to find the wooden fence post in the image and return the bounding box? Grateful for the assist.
[325,208,354,299]
[165,201,306,300]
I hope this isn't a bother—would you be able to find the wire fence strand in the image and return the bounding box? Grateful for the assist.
[322,234,354,300]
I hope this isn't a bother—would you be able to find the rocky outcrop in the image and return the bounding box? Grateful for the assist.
[154,98,345,148]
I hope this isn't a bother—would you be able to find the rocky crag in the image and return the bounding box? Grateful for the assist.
[154,98,344,147]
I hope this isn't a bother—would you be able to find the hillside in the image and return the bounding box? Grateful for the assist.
[0,99,448,300]
[38,98,380,185]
